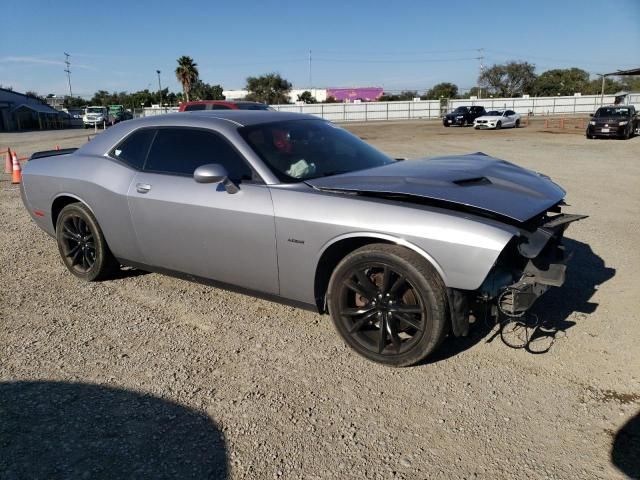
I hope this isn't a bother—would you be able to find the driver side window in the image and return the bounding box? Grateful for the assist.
[143,128,254,182]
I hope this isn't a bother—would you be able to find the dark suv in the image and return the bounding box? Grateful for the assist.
[586,105,638,139]
[443,106,487,127]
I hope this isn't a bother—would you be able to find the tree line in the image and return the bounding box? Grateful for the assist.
[22,57,640,109]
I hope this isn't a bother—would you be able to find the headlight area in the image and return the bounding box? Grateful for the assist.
[446,210,587,337]
[482,212,587,317]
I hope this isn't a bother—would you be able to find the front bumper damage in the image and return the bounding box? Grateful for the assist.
[449,211,587,336]
[501,214,586,313]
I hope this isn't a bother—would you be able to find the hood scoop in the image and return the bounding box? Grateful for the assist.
[453,176,492,187]
[307,153,566,223]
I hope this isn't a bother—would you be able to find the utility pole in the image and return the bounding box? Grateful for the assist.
[476,48,484,99]
[308,49,312,90]
[64,52,73,99]
[156,70,162,107]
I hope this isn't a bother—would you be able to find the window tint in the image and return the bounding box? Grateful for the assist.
[240,119,393,182]
[210,104,232,110]
[506,110,516,115]
[144,128,253,181]
[184,104,206,111]
[111,129,155,169]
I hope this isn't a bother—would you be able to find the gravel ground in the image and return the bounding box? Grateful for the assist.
[1,120,639,479]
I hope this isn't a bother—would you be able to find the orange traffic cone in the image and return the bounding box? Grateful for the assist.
[4,148,12,174]
[11,150,22,184]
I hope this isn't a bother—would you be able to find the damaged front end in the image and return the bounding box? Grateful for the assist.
[450,209,587,335]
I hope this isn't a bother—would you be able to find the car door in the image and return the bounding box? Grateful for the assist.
[127,126,279,295]
[505,110,516,127]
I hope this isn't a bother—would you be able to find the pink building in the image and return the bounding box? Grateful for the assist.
[326,87,383,102]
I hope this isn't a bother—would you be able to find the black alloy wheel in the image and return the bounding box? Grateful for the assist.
[61,215,96,273]
[328,244,448,367]
[496,121,502,130]
[56,203,118,281]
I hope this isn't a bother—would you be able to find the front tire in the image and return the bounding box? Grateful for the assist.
[327,244,449,367]
[55,203,119,281]
[496,121,502,130]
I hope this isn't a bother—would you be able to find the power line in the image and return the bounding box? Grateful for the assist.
[314,57,478,64]
[64,52,73,98]
[476,48,484,99]
[308,49,312,89]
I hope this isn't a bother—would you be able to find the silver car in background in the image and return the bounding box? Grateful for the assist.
[20,111,585,366]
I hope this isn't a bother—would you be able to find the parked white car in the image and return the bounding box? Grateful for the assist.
[474,110,521,130]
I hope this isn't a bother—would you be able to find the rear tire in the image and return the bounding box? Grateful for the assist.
[327,244,449,367]
[515,119,520,128]
[55,203,119,281]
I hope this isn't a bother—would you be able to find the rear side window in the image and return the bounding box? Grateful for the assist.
[211,104,232,110]
[184,104,206,111]
[144,128,253,181]
[110,129,155,169]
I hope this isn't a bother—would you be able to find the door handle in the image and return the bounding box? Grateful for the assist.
[136,183,152,193]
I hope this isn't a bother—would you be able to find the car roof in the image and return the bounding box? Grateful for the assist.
[76,111,320,155]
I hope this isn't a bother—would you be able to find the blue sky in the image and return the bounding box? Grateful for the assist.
[1,0,639,97]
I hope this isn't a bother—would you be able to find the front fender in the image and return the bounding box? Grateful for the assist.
[317,231,448,286]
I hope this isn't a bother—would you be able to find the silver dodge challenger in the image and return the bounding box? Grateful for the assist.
[20,111,585,366]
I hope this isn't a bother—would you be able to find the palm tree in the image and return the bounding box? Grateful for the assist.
[175,56,199,102]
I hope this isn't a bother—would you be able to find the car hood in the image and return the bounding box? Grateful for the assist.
[475,115,503,121]
[593,117,628,124]
[306,153,565,223]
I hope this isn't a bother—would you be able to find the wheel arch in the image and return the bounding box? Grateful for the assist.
[51,194,96,231]
[313,232,448,313]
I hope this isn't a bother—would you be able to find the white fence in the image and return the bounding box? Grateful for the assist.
[271,100,443,122]
[449,93,640,116]
[141,93,640,122]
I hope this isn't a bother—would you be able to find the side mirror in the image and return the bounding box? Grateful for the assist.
[193,164,238,194]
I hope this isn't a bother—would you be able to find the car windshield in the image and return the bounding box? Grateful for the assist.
[486,110,503,116]
[239,119,395,182]
[237,103,272,110]
[86,107,103,114]
[595,107,630,117]
[453,107,468,113]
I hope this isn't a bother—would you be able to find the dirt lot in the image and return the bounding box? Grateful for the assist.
[1,120,639,479]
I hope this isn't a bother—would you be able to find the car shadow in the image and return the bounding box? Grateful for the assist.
[611,412,640,479]
[422,238,615,364]
[0,381,228,479]
[109,265,151,280]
